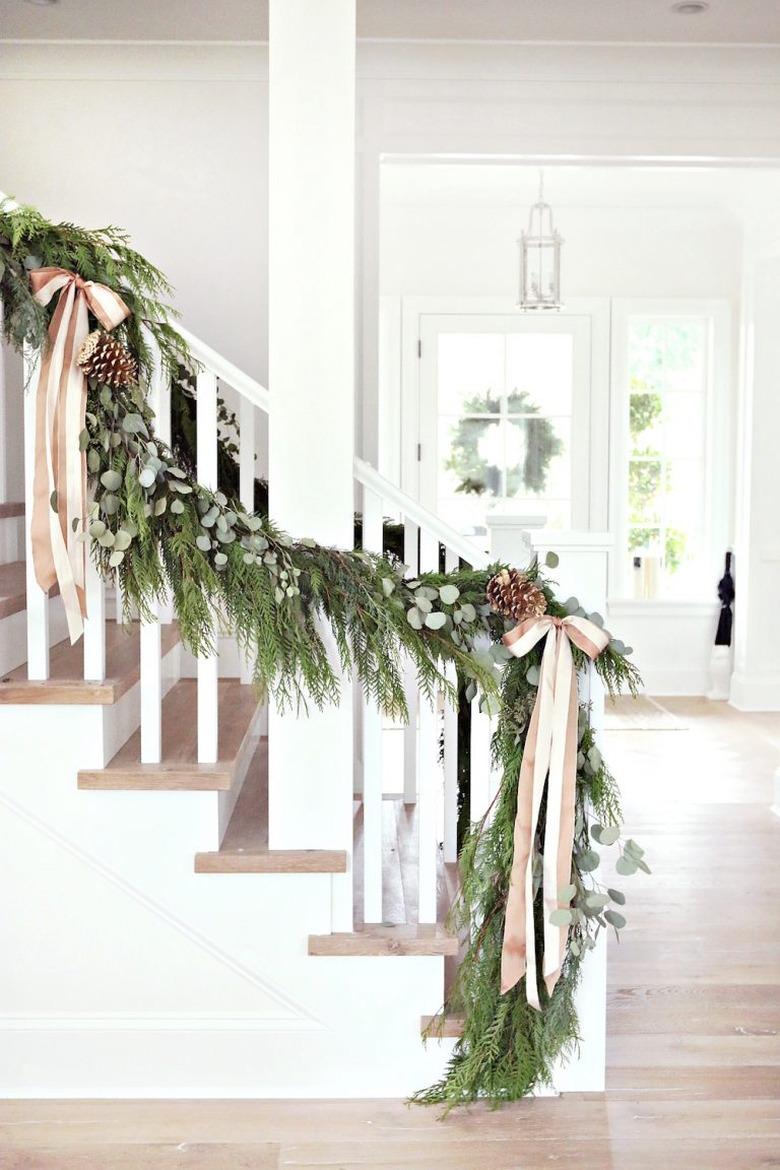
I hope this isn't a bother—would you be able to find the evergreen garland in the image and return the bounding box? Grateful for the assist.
[0,197,646,1106]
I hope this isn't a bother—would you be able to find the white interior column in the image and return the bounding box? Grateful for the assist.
[268,0,356,931]
[731,249,780,712]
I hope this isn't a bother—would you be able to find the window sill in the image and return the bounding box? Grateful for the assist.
[607,598,720,619]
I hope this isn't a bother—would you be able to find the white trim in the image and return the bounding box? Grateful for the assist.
[730,672,780,712]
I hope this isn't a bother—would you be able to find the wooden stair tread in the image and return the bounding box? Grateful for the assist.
[195,741,347,872]
[79,678,262,790]
[0,620,179,705]
[309,924,458,956]
[0,502,24,519]
[0,561,26,620]
[421,1014,464,1037]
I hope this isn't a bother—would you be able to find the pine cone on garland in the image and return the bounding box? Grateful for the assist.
[77,330,138,387]
[486,568,547,622]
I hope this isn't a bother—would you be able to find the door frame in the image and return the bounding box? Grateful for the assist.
[396,295,611,530]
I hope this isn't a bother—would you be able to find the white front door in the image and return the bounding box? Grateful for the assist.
[413,308,599,538]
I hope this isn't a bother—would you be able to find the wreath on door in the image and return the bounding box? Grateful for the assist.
[446,389,563,497]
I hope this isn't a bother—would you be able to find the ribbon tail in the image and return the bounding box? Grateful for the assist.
[500,695,539,995]
[31,280,87,644]
[542,635,579,997]
[500,624,558,1010]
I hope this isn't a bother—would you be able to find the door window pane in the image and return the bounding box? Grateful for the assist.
[437,334,504,415]
[436,331,576,532]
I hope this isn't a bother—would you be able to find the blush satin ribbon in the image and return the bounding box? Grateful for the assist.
[499,612,610,1009]
[29,268,131,643]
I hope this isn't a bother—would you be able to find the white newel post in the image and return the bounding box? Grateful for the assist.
[490,518,613,1093]
[268,0,356,931]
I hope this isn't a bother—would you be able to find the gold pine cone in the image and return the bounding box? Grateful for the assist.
[486,568,547,622]
[77,330,138,388]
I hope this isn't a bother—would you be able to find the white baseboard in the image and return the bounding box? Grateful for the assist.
[729,672,780,712]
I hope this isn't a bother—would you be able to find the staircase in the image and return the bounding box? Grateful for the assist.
[0,327,606,1098]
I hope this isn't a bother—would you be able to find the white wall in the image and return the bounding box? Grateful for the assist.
[380,201,742,302]
[0,44,268,383]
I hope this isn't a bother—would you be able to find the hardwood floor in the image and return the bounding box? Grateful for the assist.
[2,699,779,1169]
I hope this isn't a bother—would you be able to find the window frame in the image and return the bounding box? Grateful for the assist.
[396,295,612,533]
[609,298,732,603]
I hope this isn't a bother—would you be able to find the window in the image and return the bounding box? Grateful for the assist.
[618,309,720,599]
[413,309,596,538]
[437,331,573,528]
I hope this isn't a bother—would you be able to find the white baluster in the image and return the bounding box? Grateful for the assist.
[417,530,440,926]
[470,700,495,824]
[22,347,49,680]
[139,338,168,762]
[443,545,459,863]
[82,553,106,682]
[361,485,384,923]
[197,369,219,764]
[402,518,418,805]
[239,395,256,684]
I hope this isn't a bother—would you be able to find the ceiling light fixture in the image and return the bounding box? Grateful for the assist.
[671,2,709,13]
[516,171,563,312]
[23,0,59,6]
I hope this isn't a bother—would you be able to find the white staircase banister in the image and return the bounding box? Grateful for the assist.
[353,457,490,569]
[175,325,271,414]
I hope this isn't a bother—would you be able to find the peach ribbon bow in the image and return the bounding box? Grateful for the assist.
[29,268,131,643]
[500,613,610,1009]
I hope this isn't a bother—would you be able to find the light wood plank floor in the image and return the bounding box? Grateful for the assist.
[2,698,779,1169]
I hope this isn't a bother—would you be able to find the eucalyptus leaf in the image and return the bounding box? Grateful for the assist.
[439,584,460,605]
[526,665,540,686]
[100,469,122,491]
[196,535,212,553]
[425,612,448,631]
[406,607,423,630]
[113,530,132,551]
[598,825,621,847]
[578,849,600,873]
[604,909,627,930]
[138,467,156,489]
[607,888,626,905]
[558,883,576,902]
[615,855,638,876]
[101,494,119,516]
[544,550,559,568]
[170,499,185,515]
[459,603,476,623]
[549,908,573,927]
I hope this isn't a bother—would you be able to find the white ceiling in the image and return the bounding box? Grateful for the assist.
[1,0,779,44]
[381,163,780,218]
